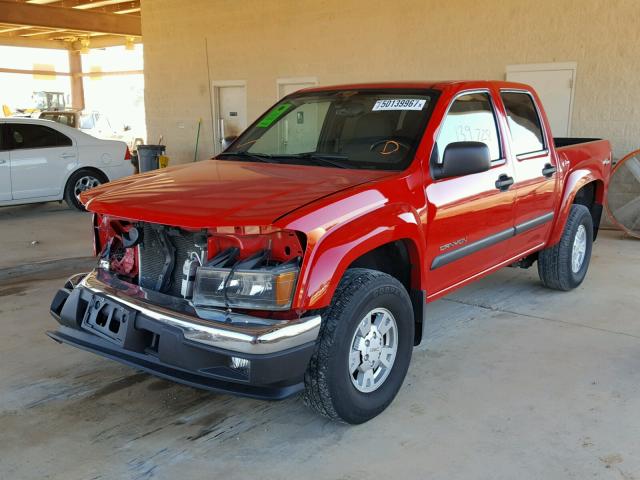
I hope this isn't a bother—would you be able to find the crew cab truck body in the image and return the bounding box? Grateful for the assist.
[48,81,611,423]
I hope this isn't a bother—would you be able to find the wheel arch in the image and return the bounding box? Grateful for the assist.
[62,166,109,209]
[294,203,427,344]
[347,239,426,345]
[548,171,605,246]
[63,165,110,192]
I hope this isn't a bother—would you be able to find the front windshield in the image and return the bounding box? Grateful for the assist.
[221,89,437,171]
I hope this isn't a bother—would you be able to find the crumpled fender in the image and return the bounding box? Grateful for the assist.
[289,199,426,310]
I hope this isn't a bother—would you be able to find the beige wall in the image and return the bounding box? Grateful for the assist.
[140,0,640,164]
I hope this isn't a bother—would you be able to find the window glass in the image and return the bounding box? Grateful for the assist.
[249,102,331,154]
[500,92,545,155]
[225,90,436,171]
[436,92,501,161]
[9,123,72,149]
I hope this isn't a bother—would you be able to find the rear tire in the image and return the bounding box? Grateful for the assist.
[303,268,414,424]
[64,169,108,211]
[538,204,593,291]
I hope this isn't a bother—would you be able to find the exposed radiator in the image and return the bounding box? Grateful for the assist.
[138,224,207,297]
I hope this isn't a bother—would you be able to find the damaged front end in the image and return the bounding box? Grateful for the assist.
[48,215,320,399]
[93,215,305,312]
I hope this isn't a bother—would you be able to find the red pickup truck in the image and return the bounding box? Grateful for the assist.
[49,81,611,423]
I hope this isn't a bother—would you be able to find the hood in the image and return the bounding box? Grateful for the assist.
[81,160,392,228]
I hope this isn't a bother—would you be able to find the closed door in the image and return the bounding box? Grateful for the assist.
[500,90,558,248]
[8,123,77,199]
[0,125,10,200]
[215,85,247,153]
[425,91,517,298]
[506,64,575,136]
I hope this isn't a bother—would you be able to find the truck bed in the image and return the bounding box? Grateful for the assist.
[553,138,611,211]
[554,137,602,149]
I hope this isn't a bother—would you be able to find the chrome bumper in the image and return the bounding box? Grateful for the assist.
[75,270,321,355]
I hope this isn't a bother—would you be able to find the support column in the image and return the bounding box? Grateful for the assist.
[68,50,85,111]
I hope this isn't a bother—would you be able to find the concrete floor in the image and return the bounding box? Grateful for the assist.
[0,203,93,270]
[1,229,639,479]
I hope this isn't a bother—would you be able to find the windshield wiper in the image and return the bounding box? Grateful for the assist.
[280,152,352,169]
[221,151,353,169]
[218,151,280,164]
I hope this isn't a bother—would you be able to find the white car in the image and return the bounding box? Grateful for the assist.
[0,118,135,211]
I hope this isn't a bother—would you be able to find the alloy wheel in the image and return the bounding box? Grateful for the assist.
[348,307,398,393]
[74,175,101,200]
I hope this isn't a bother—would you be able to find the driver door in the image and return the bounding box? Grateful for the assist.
[425,90,518,299]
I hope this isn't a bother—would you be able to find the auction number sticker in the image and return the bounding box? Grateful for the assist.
[372,99,427,111]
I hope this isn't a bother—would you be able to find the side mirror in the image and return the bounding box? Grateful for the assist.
[433,141,491,180]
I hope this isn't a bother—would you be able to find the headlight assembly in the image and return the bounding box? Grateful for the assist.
[192,263,299,311]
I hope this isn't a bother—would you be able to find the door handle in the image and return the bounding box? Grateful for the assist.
[0,159,6,165]
[542,163,557,178]
[495,174,514,191]
[60,153,76,159]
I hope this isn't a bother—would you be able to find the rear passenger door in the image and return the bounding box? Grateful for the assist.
[425,90,518,298]
[8,123,77,200]
[500,90,558,249]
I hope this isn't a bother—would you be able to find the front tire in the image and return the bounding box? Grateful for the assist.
[64,169,108,211]
[303,268,414,424]
[538,204,593,290]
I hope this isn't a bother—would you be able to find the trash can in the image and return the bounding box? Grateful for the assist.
[137,145,166,173]
[130,150,139,174]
